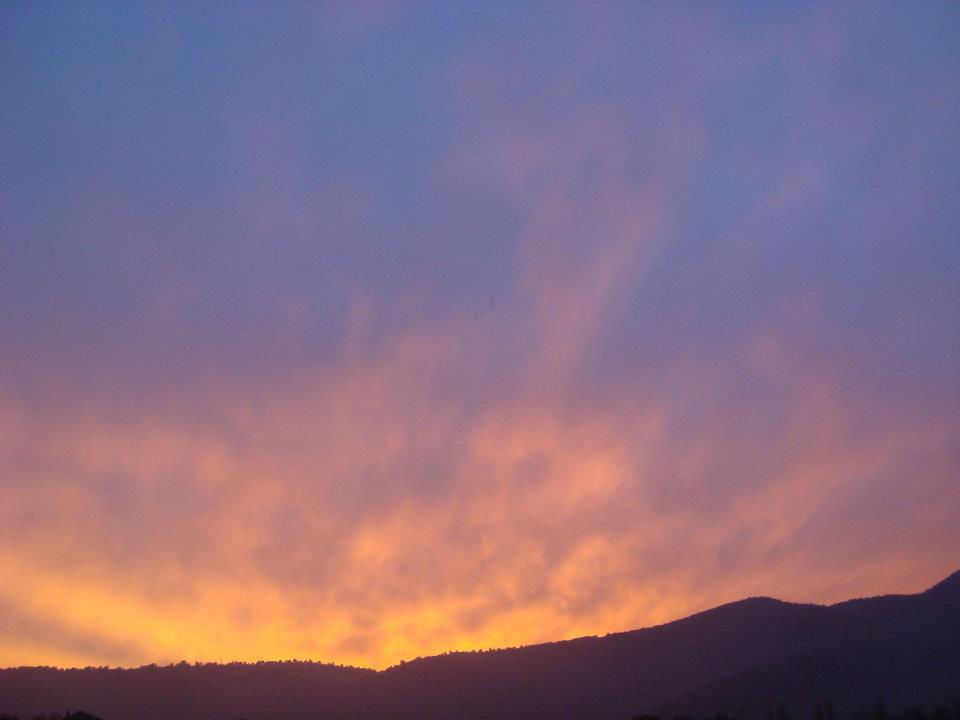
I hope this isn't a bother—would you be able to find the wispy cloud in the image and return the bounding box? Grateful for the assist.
[0,2,957,669]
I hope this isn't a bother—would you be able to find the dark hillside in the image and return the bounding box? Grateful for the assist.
[1,570,957,720]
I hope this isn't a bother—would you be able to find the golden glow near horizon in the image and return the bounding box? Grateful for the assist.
[0,319,955,669]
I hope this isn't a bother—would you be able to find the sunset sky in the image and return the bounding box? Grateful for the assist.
[1,2,958,670]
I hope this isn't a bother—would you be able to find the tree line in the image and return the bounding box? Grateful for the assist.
[635,697,960,720]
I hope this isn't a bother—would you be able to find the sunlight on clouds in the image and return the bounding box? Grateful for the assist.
[0,1,957,672]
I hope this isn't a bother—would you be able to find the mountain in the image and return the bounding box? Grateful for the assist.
[1,570,958,720]
[656,570,960,718]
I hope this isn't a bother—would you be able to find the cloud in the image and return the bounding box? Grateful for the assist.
[0,2,957,670]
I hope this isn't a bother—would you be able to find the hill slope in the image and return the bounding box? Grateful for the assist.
[1,570,958,720]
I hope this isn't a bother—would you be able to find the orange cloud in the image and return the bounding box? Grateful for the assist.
[1,2,958,672]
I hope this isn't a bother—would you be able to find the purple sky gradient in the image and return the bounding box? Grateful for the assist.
[1,1,958,668]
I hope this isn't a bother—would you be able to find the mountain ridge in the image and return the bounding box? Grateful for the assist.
[2,569,958,720]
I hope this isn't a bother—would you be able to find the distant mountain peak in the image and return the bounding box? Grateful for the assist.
[924,567,960,595]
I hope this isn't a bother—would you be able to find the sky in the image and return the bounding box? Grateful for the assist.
[1,1,959,670]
